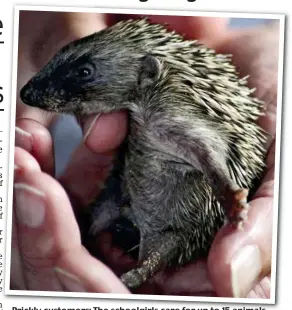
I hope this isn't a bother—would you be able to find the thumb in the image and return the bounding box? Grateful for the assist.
[207,141,275,297]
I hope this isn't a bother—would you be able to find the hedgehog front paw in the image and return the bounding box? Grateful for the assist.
[228,188,249,230]
[120,269,144,289]
[89,200,120,235]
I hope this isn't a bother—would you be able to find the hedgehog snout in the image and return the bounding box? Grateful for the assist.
[20,83,32,105]
[20,82,40,108]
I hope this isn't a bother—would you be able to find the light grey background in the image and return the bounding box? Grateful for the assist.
[50,17,271,177]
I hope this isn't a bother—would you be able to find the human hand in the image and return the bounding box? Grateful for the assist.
[12,11,129,292]
[207,21,279,298]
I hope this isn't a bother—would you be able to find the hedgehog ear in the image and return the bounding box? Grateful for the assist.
[138,55,161,90]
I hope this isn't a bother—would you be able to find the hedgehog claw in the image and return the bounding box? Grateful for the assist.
[121,269,144,289]
[229,188,249,230]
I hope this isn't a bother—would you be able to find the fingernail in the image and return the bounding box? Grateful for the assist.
[14,183,45,228]
[55,267,87,292]
[231,245,262,298]
[15,127,33,152]
[36,233,55,256]
[83,114,101,142]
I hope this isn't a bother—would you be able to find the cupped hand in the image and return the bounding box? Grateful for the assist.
[12,12,278,298]
[207,22,279,298]
[12,120,130,292]
[12,11,129,292]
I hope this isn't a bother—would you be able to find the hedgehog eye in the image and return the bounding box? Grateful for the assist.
[76,63,95,81]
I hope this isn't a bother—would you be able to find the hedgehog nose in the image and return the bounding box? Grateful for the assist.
[20,83,32,105]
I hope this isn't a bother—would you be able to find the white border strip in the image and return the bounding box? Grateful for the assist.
[4,5,286,305]
[14,5,284,19]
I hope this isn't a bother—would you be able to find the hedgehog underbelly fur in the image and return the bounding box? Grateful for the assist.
[90,140,226,266]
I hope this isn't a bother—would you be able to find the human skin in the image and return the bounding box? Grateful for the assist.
[12,12,278,297]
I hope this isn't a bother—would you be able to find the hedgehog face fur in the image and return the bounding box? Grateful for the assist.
[20,19,267,290]
[20,31,146,114]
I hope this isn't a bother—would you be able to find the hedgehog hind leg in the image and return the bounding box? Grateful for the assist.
[120,231,180,289]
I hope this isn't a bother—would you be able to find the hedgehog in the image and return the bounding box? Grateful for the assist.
[19,18,267,290]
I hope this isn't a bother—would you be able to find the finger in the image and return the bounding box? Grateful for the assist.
[207,24,279,297]
[15,118,55,175]
[56,246,129,293]
[60,111,128,207]
[14,147,41,175]
[83,111,128,154]
[13,165,128,293]
[208,196,273,298]
[11,149,42,290]
[208,143,275,298]
[145,260,215,296]
[11,202,26,290]
[246,275,271,299]
[13,168,80,290]
[107,14,229,47]
[59,145,113,207]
